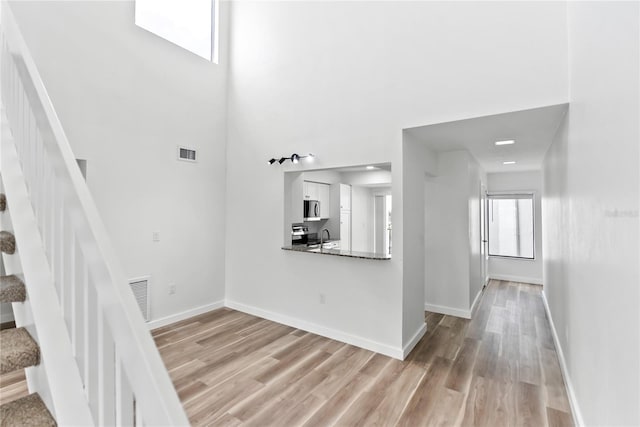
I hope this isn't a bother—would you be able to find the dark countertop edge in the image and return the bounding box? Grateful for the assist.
[281,245,392,261]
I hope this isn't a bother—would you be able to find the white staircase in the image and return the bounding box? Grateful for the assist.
[0,1,189,425]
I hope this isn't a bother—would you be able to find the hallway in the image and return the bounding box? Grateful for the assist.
[150,280,573,426]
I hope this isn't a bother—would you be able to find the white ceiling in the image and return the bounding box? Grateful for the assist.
[404,104,568,173]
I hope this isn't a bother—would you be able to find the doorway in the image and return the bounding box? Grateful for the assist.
[480,183,488,286]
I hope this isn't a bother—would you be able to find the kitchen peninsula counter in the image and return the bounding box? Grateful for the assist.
[281,245,391,260]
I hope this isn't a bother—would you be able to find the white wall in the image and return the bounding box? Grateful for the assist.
[10,0,570,358]
[425,151,471,312]
[488,171,543,284]
[226,0,568,356]
[468,156,487,308]
[10,1,230,323]
[542,2,639,425]
[424,150,485,318]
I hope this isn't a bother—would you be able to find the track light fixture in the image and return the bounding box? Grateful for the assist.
[268,153,315,165]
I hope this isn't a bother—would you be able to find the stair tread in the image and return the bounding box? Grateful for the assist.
[0,328,39,375]
[0,393,56,427]
[0,231,15,254]
[0,275,26,303]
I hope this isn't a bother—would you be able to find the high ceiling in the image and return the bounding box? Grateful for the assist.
[404,104,568,173]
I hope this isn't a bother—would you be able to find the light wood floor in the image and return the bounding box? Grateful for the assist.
[0,280,574,426]
[152,280,573,426]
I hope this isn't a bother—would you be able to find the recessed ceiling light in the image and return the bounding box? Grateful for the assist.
[495,140,515,146]
[366,166,375,170]
[503,161,516,165]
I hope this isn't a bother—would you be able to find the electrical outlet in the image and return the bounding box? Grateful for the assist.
[319,293,326,304]
[153,231,160,242]
[168,283,176,295]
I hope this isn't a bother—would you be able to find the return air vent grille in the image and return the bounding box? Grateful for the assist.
[178,146,197,162]
[129,277,150,322]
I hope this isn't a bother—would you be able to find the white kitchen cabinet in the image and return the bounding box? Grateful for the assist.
[317,183,330,219]
[340,211,351,251]
[303,181,319,201]
[339,183,351,212]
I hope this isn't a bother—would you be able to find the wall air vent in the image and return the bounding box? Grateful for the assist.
[178,146,197,162]
[129,276,150,322]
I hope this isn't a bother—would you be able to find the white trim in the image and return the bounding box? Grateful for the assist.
[402,322,427,359]
[541,291,584,426]
[148,300,224,330]
[225,300,404,360]
[424,288,483,320]
[489,274,543,285]
[469,288,484,317]
[424,303,472,319]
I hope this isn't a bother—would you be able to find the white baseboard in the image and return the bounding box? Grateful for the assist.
[541,291,584,426]
[403,322,427,359]
[148,300,225,330]
[225,300,404,360]
[469,287,484,317]
[424,302,472,319]
[424,288,483,320]
[489,274,543,285]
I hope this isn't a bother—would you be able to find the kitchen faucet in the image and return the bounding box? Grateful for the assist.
[320,228,330,248]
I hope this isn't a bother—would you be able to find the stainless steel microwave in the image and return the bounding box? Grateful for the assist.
[303,200,321,221]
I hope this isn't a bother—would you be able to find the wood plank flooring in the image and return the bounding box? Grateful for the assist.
[0,280,573,425]
[153,280,574,426]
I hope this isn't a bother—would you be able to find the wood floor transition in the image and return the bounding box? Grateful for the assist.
[0,280,574,426]
[152,280,573,426]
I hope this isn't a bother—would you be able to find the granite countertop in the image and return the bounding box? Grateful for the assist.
[282,245,392,260]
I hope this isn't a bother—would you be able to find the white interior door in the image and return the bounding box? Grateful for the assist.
[480,183,488,286]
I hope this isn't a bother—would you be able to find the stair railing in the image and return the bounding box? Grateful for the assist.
[0,2,189,425]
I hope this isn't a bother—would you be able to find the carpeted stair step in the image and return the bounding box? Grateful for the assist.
[0,393,56,426]
[0,328,39,374]
[0,231,16,254]
[0,194,5,212]
[0,275,26,303]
